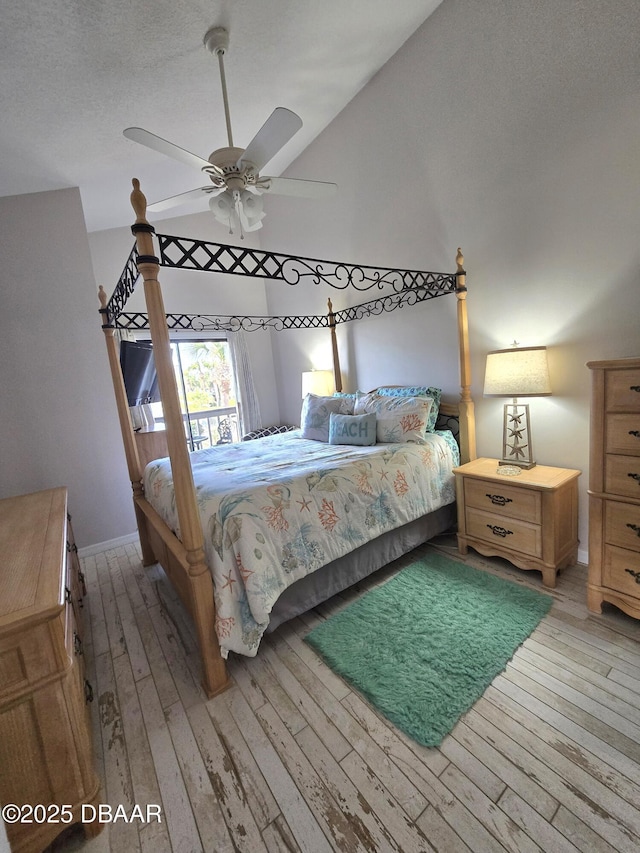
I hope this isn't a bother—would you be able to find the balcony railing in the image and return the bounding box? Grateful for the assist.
[155,406,240,451]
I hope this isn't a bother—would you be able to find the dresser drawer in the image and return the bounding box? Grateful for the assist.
[0,623,63,704]
[605,502,640,552]
[603,544,640,596]
[605,455,640,499]
[466,507,542,558]
[464,478,541,524]
[606,368,640,412]
[606,415,640,456]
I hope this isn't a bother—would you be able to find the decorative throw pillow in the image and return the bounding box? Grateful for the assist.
[354,393,433,443]
[376,386,442,432]
[329,412,377,446]
[331,392,357,413]
[300,394,353,442]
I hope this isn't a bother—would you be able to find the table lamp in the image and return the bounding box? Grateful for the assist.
[302,369,335,398]
[483,345,551,472]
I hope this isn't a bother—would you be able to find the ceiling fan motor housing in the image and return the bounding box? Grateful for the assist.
[208,146,257,189]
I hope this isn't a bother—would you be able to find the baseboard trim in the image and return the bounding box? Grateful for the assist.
[79,532,140,559]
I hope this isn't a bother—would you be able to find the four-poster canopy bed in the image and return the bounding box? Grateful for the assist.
[99,178,476,697]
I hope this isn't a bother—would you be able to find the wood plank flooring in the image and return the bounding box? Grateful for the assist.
[49,535,640,853]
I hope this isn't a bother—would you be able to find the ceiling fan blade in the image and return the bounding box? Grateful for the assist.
[123,127,223,176]
[238,108,303,172]
[262,176,338,199]
[147,185,225,213]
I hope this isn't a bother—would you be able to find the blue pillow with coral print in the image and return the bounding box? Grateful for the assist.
[354,393,433,443]
[375,397,433,443]
[376,386,441,432]
[329,412,376,446]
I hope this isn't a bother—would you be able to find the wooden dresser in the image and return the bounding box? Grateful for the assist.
[0,488,102,852]
[587,357,640,619]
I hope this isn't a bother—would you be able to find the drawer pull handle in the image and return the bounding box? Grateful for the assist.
[625,569,640,584]
[84,680,94,704]
[630,385,640,393]
[486,493,513,506]
[627,523,640,537]
[65,586,72,603]
[628,473,640,485]
[78,569,87,596]
[629,431,640,439]
[487,524,514,538]
[66,541,78,554]
[74,632,83,656]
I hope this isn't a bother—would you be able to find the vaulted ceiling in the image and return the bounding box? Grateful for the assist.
[0,0,442,231]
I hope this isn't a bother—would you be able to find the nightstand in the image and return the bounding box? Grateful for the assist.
[453,458,580,588]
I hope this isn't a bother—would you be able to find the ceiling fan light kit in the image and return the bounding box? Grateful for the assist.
[123,26,337,238]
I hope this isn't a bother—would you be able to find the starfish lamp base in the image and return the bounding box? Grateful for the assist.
[499,401,536,469]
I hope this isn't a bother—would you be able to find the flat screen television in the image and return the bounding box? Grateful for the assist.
[119,340,161,407]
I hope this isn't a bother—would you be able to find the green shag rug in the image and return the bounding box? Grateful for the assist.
[305,552,553,747]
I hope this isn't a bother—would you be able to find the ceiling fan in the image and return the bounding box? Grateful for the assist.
[124,26,337,236]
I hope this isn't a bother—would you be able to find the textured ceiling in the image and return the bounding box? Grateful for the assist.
[0,0,442,232]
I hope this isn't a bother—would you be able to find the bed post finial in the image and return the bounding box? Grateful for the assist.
[130,178,148,224]
[456,248,465,273]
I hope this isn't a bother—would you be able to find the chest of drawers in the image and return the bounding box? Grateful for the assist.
[453,458,580,588]
[587,358,640,618]
[0,488,102,852]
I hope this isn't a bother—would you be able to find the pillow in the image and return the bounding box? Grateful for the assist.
[329,412,376,446]
[333,391,362,403]
[355,393,433,443]
[353,391,384,415]
[300,394,353,442]
[376,385,442,432]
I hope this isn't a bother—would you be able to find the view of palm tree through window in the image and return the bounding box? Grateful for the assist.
[148,339,239,450]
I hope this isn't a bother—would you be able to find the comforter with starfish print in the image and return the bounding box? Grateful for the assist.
[144,430,458,658]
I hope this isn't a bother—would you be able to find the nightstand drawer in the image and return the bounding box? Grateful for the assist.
[605,455,640,499]
[606,368,640,412]
[603,545,640,596]
[464,478,541,523]
[466,507,542,558]
[605,502,640,553]
[606,415,640,456]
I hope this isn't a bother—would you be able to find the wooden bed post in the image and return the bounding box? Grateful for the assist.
[98,287,156,566]
[455,248,476,463]
[327,298,342,392]
[129,179,230,698]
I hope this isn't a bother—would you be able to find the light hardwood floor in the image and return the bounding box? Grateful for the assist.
[49,534,640,853]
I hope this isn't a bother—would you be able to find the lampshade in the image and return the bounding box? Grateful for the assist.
[484,346,551,398]
[302,370,334,398]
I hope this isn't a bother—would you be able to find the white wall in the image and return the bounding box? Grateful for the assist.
[260,0,640,560]
[0,187,134,547]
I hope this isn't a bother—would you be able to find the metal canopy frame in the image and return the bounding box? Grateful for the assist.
[102,234,461,332]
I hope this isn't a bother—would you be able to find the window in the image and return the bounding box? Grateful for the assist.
[147,338,239,450]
